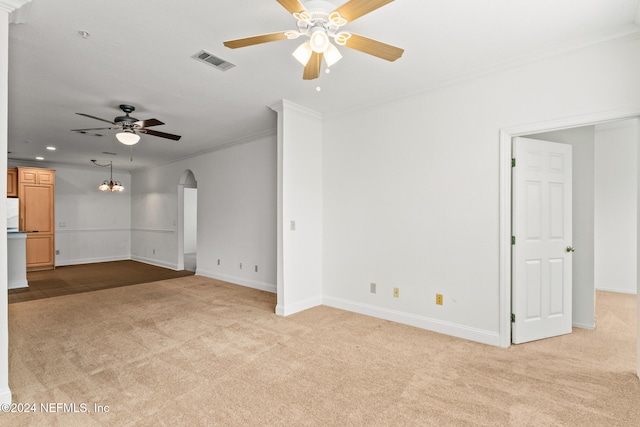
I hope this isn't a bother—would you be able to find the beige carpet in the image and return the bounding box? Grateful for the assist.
[3,277,638,426]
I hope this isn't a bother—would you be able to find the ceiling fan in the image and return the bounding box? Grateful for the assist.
[72,104,182,145]
[223,0,404,80]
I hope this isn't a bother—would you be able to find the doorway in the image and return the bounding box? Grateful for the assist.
[178,170,197,272]
[499,108,640,354]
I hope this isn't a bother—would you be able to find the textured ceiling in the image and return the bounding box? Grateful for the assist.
[7,0,640,171]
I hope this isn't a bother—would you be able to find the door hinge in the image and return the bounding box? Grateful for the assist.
[511,313,515,322]
[511,158,516,167]
[511,236,515,245]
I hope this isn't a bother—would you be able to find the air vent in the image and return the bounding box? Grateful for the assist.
[102,151,117,156]
[192,50,235,71]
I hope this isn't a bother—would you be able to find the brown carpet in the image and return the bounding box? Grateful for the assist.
[3,278,638,426]
[8,260,194,304]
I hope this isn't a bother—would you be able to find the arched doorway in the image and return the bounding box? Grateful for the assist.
[178,170,197,272]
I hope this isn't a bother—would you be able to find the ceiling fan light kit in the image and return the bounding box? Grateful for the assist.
[72,104,182,144]
[116,130,141,146]
[223,0,403,80]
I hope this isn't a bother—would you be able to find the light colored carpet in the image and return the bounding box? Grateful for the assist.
[2,277,638,426]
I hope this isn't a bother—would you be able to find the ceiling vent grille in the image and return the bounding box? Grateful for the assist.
[192,50,235,71]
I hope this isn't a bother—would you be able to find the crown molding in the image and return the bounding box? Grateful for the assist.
[0,0,30,14]
[270,99,322,119]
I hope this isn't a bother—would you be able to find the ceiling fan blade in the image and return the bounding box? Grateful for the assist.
[76,113,115,125]
[141,128,182,141]
[134,118,164,128]
[276,0,307,14]
[303,52,322,80]
[223,32,288,49]
[71,127,115,131]
[343,33,404,61]
[333,0,394,23]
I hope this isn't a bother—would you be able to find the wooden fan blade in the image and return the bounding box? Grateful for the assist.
[276,0,306,14]
[134,118,164,128]
[344,33,404,61]
[141,128,182,141]
[71,127,115,131]
[333,0,394,23]
[303,52,322,80]
[223,32,288,49]
[76,113,115,125]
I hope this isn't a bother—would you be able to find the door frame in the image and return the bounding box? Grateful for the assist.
[499,107,640,349]
[177,170,197,271]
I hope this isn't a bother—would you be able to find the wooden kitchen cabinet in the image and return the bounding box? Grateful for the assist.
[17,167,55,271]
[7,167,17,197]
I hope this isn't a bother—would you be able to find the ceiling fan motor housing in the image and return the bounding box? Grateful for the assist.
[114,104,138,126]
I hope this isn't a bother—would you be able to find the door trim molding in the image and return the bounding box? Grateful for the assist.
[499,107,640,348]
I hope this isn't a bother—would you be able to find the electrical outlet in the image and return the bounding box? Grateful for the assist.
[217,259,220,265]
[393,287,399,298]
[240,262,243,269]
[152,249,156,255]
[370,283,377,294]
[255,265,258,272]
[55,250,60,255]
[436,294,443,305]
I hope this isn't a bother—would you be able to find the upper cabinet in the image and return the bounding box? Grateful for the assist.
[18,167,55,186]
[7,167,18,197]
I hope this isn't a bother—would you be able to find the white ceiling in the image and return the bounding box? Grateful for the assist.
[7,0,640,171]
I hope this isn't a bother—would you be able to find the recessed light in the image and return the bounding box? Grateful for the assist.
[46,146,56,151]
[35,156,44,160]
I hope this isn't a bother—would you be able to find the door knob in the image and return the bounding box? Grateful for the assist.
[566,246,575,253]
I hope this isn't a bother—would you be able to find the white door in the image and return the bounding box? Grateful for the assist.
[512,137,573,344]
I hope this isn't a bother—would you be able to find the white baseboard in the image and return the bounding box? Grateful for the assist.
[196,269,277,294]
[323,296,502,347]
[275,295,323,317]
[0,387,11,404]
[596,287,637,295]
[8,279,28,289]
[131,256,179,271]
[573,322,596,330]
[56,255,131,267]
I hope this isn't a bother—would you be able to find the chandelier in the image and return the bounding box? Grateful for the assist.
[91,160,124,192]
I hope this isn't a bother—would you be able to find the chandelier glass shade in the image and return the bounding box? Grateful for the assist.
[99,179,124,192]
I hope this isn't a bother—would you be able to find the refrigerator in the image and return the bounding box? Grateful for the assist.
[7,198,19,231]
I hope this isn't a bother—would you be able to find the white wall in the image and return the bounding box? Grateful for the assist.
[183,188,197,254]
[637,119,640,379]
[7,161,132,266]
[272,101,323,316]
[595,119,638,294]
[131,131,277,291]
[0,4,10,406]
[1,0,32,406]
[527,126,596,329]
[321,36,640,346]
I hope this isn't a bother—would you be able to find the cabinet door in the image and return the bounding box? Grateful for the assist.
[25,234,54,270]
[19,168,38,184]
[20,184,54,233]
[7,168,18,197]
[37,170,55,185]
